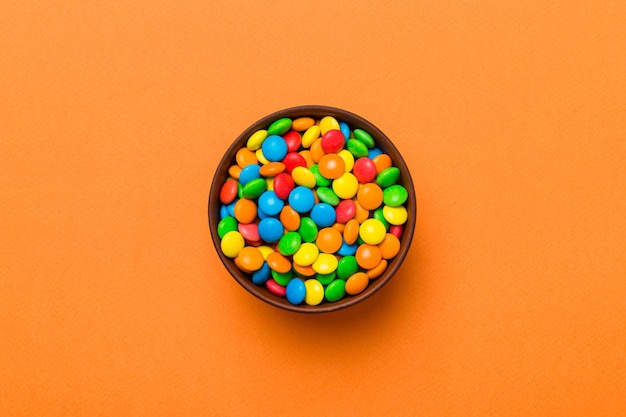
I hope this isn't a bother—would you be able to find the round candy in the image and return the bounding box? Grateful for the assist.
[271,269,292,286]
[318,154,345,180]
[316,272,336,286]
[236,148,258,167]
[238,222,260,242]
[316,186,340,206]
[379,233,401,259]
[220,179,238,204]
[310,164,331,187]
[343,219,360,245]
[383,184,408,207]
[353,129,375,148]
[302,125,320,148]
[279,206,300,231]
[321,129,345,153]
[257,245,274,260]
[354,200,370,223]
[297,217,318,242]
[266,252,292,273]
[218,216,238,238]
[332,172,359,199]
[316,227,343,253]
[283,130,302,152]
[382,205,408,225]
[291,166,316,188]
[325,280,346,302]
[221,231,245,258]
[247,129,268,151]
[337,240,357,256]
[239,164,261,185]
[352,157,377,183]
[255,148,270,164]
[259,162,285,177]
[266,279,286,297]
[366,259,388,279]
[278,231,302,256]
[346,139,368,157]
[252,262,271,284]
[257,190,284,216]
[233,199,257,224]
[355,244,382,269]
[292,117,314,132]
[359,218,387,245]
[261,135,288,162]
[337,149,355,172]
[288,186,315,213]
[310,203,336,227]
[310,138,325,163]
[336,199,356,223]
[319,116,340,135]
[373,207,390,230]
[293,262,316,277]
[236,246,264,271]
[339,121,351,140]
[273,173,295,200]
[304,279,324,305]
[242,178,266,199]
[345,272,369,295]
[357,183,383,210]
[267,117,292,136]
[286,278,306,305]
[258,217,284,242]
[300,150,314,168]
[283,152,307,174]
[228,164,242,179]
[337,256,359,280]
[376,167,400,188]
[293,242,319,266]
[372,153,392,173]
[368,147,383,159]
[390,224,404,239]
[312,253,338,275]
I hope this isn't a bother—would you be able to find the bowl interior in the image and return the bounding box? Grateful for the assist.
[209,105,416,313]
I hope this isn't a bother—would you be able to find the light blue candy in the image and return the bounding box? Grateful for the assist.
[288,186,315,213]
[310,203,336,227]
[239,164,261,185]
[252,263,271,285]
[286,278,306,305]
[258,190,284,216]
[339,121,351,140]
[261,135,288,162]
[226,200,237,217]
[220,205,229,219]
[337,240,358,256]
[258,217,284,242]
[257,205,270,219]
[368,147,383,159]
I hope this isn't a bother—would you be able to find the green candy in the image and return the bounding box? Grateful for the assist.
[311,164,332,187]
[217,216,238,238]
[376,167,400,188]
[242,178,266,199]
[298,217,318,243]
[325,280,346,302]
[346,139,369,157]
[316,272,336,285]
[383,184,408,207]
[278,231,301,256]
[316,186,340,206]
[353,129,375,149]
[271,269,293,286]
[267,117,292,135]
[337,256,359,280]
[373,207,390,230]
[237,183,244,199]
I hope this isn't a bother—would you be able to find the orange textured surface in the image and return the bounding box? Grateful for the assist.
[1,1,625,416]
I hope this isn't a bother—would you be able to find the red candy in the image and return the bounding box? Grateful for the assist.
[335,199,356,223]
[352,157,377,183]
[273,173,295,199]
[266,279,287,297]
[220,178,238,204]
[390,224,404,239]
[282,152,307,174]
[320,129,345,154]
[283,130,302,152]
[238,223,260,242]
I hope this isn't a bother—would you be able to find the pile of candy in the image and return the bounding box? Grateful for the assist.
[217,115,409,306]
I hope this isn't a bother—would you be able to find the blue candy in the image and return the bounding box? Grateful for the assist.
[339,121,351,140]
[220,204,230,219]
[368,147,383,159]
[258,190,284,216]
[252,262,271,284]
[310,203,336,227]
[226,200,237,217]
[288,186,315,213]
[337,240,358,256]
[286,278,306,305]
[261,135,288,162]
[258,217,284,242]
[239,164,261,185]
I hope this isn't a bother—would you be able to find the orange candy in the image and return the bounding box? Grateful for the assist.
[236,246,264,272]
[357,183,383,210]
[293,262,316,277]
[331,222,345,234]
[372,153,392,174]
[318,154,345,180]
[266,252,292,273]
[292,117,315,131]
[355,244,382,269]
[343,219,360,245]
[259,162,285,177]
[379,233,401,259]
[366,259,387,279]
[354,200,370,224]
[228,165,242,179]
[345,272,369,295]
[280,206,301,231]
[299,150,315,167]
[310,138,326,163]
[233,198,257,224]
[236,148,258,168]
[316,227,343,254]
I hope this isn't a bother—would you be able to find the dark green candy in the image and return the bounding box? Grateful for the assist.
[242,178,266,199]
[316,187,340,206]
[383,184,408,207]
[310,164,331,187]
[373,207,390,230]
[337,256,359,280]
[271,269,293,286]
[376,167,400,188]
[298,217,318,243]
[217,216,238,238]
[353,129,375,149]
[268,117,292,136]
[325,280,346,302]
[278,231,301,256]
[346,139,369,158]
[237,183,244,198]
[316,272,336,285]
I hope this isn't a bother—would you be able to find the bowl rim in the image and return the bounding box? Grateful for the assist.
[208,105,416,313]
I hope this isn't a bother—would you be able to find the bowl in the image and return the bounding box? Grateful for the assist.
[208,105,416,313]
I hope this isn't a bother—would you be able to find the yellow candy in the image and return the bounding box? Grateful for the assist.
[382,205,408,225]
[293,242,319,266]
[301,125,320,148]
[257,245,274,260]
[247,129,268,151]
[304,279,324,305]
[291,166,316,188]
[337,149,355,172]
[255,148,270,165]
[266,177,274,191]
[332,172,359,199]
[220,231,245,258]
[319,116,340,135]
[312,253,338,274]
[359,218,387,245]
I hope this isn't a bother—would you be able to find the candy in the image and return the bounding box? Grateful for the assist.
[216,114,412,306]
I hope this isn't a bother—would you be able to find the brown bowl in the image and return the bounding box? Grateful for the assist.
[208,105,416,313]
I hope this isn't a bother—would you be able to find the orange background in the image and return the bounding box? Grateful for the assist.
[1,1,625,416]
